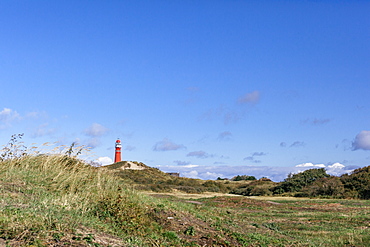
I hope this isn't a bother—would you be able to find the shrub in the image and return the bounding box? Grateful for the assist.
[231,175,257,181]
[273,168,330,194]
[250,186,272,196]
[231,180,275,196]
[340,166,370,199]
[302,176,344,198]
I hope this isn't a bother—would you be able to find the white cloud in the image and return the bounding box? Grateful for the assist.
[217,131,232,141]
[280,142,287,147]
[327,162,345,169]
[174,160,191,166]
[238,91,260,104]
[202,171,224,180]
[311,118,331,125]
[187,150,213,159]
[295,163,326,168]
[155,162,355,182]
[200,106,223,121]
[199,105,245,125]
[96,157,113,166]
[0,108,19,121]
[352,130,370,150]
[31,123,56,138]
[243,156,261,163]
[0,108,20,128]
[86,138,100,149]
[280,141,305,148]
[295,162,354,177]
[200,91,260,125]
[182,170,199,178]
[183,164,199,168]
[244,152,266,163]
[153,138,186,151]
[336,139,352,151]
[25,111,47,119]
[223,111,242,125]
[82,123,108,149]
[326,162,353,176]
[84,123,109,137]
[125,145,136,151]
[26,112,40,118]
[290,141,305,147]
[252,152,267,156]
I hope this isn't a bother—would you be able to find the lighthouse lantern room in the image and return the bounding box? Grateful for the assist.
[114,139,122,163]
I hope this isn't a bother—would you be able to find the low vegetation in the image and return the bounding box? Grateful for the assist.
[231,167,370,199]
[108,159,370,200]
[1,135,369,246]
[103,161,236,194]
[231,179,276,197]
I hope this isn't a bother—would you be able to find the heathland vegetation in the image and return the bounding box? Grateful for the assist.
[1,135,369,246]
[104,160,370,200]
[230,167,370,200]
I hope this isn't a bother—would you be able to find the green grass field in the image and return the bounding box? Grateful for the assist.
[1,153,369,246]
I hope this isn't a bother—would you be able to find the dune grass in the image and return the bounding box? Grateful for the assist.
[103,161,239,194]
[0,154,181,246]
[1,138,369,246]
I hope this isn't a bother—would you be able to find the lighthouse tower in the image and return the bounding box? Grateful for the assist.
[114,139,122,163]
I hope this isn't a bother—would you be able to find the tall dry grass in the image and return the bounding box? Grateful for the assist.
[0,137,176,246]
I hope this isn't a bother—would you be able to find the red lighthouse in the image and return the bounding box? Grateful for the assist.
[114,139,122,163]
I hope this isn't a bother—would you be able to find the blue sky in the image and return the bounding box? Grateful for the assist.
[1,1,369,181]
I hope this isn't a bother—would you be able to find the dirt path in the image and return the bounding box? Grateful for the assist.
[143,191,241,199]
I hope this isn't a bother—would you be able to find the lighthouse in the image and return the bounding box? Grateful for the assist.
[114,139,122,163]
